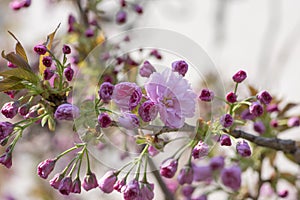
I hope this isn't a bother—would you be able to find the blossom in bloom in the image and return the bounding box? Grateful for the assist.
[1,102,19,119]
[71,178,81,194]
[98,171,117,193]
[138,100,158,122]
[257,90,272,105]
[192,141,209,159]
[287,117,300,127]
[0,122,14,141]
[64,65,74,81]
[0,153,12,168]
[226,92,237,103]
[253,121,266,134]
[82,172,98,191]
[171,60,188,77]
[148,145,159,157]
[118,113,140,129]
[249,102,263,117]
[54,103,80,120]
[58,177,73,195]
[160,158,178,178]
[140,182,154,200]
[199,89,214,102]
[98,82,114,103]
[177,166,193,185]
[34,45,47,55]
[220,134,232,146]
[140,61,156,78]
[116,10,127,24]
[37,159,56,179]
[112,82,142,111]
[62,44,71,54]
[182,185,195,198]
[114,178,126,192]
[232,70,247,83]
[236,140,252,157]
[221,165,241,191]
[209,156,225,171]
[42,56,52,67]
[145,68,196,128]
[123,180,141,200]
[220,114,234,128]
[193,165,212,182]
[50,173,64,189]
[98,113,112,128]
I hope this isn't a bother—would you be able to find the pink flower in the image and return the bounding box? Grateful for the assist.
[192,141,209,159]
[71,178,81,194]
[148,146,159,157]
[123,180,141,200]
[112,82,142,111]
[145,69,196,128]
[98,171,117,193]
[58,177,73,195]
[82,172,98,191]
[140,61,156,78]
[160,158,178,178]
[140,182,154,200]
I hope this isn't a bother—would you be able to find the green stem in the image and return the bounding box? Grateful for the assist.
[68,157,80,177]
[85,147,92,174]
[143,156,148,182]
[61,156,78,176]
[56,144,83,160]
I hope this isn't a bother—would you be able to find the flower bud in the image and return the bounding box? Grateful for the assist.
[62,44,71,54]
[99,171,117,193]
[37,159,56,179]
[278,190,289,198]
[236,140,251,157]
[123,180,141,200]
[221,165,241,191]
[134,4,143,14]
[58,176,73,195]
[34,45,47,55]
[7,62,17,68]
[140,182,154,200]
[138,100,158,122]
[249,102,263,117]
[241,109,255,120]
[193,194,208,200]
[50,173,64,189]
[42,56,52,67]
[220,134,232,146]
[226,92,237,103]
[192,141,209,159]
[220,114,234,128]
[0,152,12,168]
[18,104,30,116]
[98,82,114,103]
[139,61,156,78]
[148,145,159,157]
[64,65,74,81]
[118,113,140,129]
[257,90,272,105]
[199,89,214,102]
[116,10,127,24]
[193,165,212,182]
[287,117,300,127]
[232,70,247,83]
[82,172,98,191]
[1,102,19,119]
[160,158,178,178]
[23,0,31,7]
[43,69,55,80]
[54,103,80,120]
[177,166,193,185]
[182,185,195,198]
[172,60,188,77]
[0,122,14,141]
[71,177,81,193]
[9,1,23,10]
[98,113,112,128]
[270,119,278,128]
[209,156,225,171]
[114,178,126,192]
[85,28,94,37]
[266,104,279,113]
[253,121,266,134]
[150,49,162,59]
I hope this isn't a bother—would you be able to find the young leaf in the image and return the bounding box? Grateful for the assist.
[2,51,32,71]
[0,68,39,84]
[8,31,28,63]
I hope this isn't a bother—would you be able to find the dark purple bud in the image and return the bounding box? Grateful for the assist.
[160,158,178,178]
[278,190,289,198]
[209,156,225,171]
[23,0,31,7]
[82,172,98,191]
[221,165,241,191]
[71,178,81,194]
[98,82,114,103]
[236,140,251,157]
[257,90,272,105]
[266,104,279,113]
[220,134,232,146]
[114,178,126,192]
[50,173,65,189]
[138,100,158,122]
[0,153,12,168]
[150,49,162,60]
[118,113,140,129]
[253,121,265,134]
[18,104,30,116]
[139,61,156,78]
[116,10,127,24]
[58,177,73,195]
[177,166,193,185]
[62,44,71,54]
[37,159,56,179]
[123,180,141,200]
[192,140,209,159]
[249,102,263,117]
[68,14,76,25]
[98,113,112,128]
[1,102,19,119]
[34,45,47,55]
[54,103,80,120]
[134,4,143,14]
[182,185,195,198]
[193,165,212,182]
[199,89,214,102]
[85,28,94,37]
[0,122,14,141]
[287,117,300,127]
[7,62,17,68]
[232,70,247,83]
[43,69,55,80]
[226,92,237,103]
[120,0,126,7]
[42,56,52,67]
[64,65,74,81]
[98,171,117,193]
[220,114,234,128]
[172,60,188,76]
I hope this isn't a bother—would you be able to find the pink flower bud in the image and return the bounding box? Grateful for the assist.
[62,44,71,54]
[220,114,234,128]
[18,104,30,116]
[182,185,195,198]
[37,159,56,179]
[123,180,141,200]
[49,173,64,189]
[226,92,237,103]
[221,165,241,191]
[209,156,225,171]
[58,177,73,195]
[253,121,266,134]
[148,145,159,157]
[232,70,247,83]
[220,134,232,146]
[71,178,81,194]
[85,28,94,37]
[7,62,17,68]
[236,140,251,157]
[134,4,143,14]
[287,117,300,127]
[0,122,14,141]
[140,182,154,200]
[54,103,80,120]
[199,89,214,102]
[114,178,126,192]
[257,90,272,105]
[64,65,74,81]
[160,158,178,178]
[249,102,263,117]
[98,113,112,128]
[150,49,162,60]
[34,45,47,55]
[241,109,255,120]
[1,102,19,119]
[172,60,188,77]
[177,166,193,185]
[139,61,156,78]
[82,172,98,191]
[278,189,289,198]
[116,10,127,24]
[42,56,52,67]
[43,69,55,80]
[98,171,117,193]
[192,141,209,159]
[0,152,12,168]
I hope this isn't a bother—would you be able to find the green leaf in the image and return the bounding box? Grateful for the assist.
[0,68,39,84]
[135,137,147,145]
[8,31,28,63]
[1,51,32,71]
[0,76,25,92]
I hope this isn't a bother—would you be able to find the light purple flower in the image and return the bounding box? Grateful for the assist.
[98,171,117,193]
[138,100,158,122]
[98,82,114,103]
[193,165,212,182]
[58,177,73,195]
[253,121,266,134]
[160,158,178,178]
[220,114,234,128]
[140,182,154,200]
[82,172,98,191]
[287,117,300,127]
[112,82,142,111]
[209,156,225,171]
[177,166,193,185]
[172,60,188,76]
[236,140,252,157]
[37,159,56,179]
[192,141,209,159]
[249,102,263,117]
[1,102,19,119]
[145,68,196,128]
[54,103,80,120]
[257,90,272,105]
[123,180,141,200]
[140,61,156,78]
[118,113,140,129]
[241,109,255,120]
[0,122,14,141]
[221,165,241,191]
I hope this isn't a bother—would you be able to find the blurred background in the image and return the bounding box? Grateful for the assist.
[1,0,300,199]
